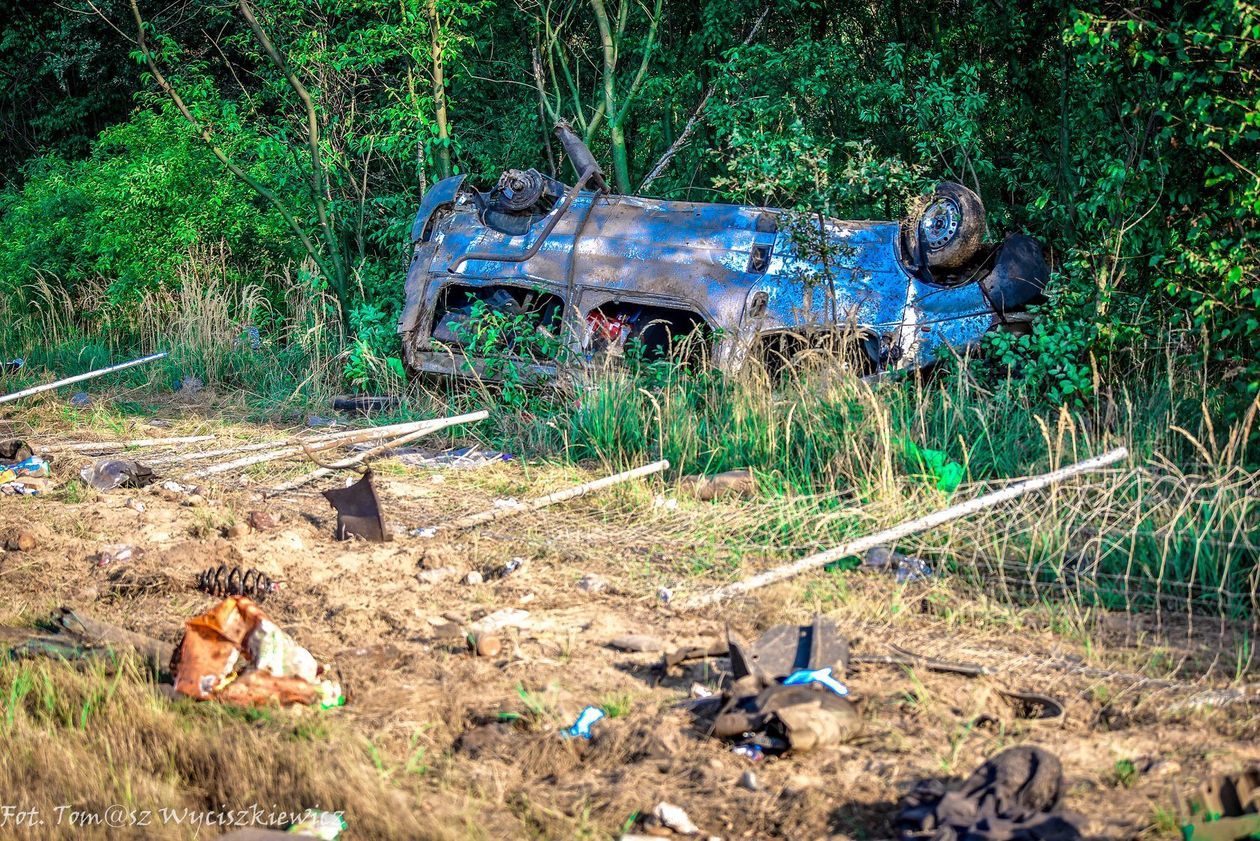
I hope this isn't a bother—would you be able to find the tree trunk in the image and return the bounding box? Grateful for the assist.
[430,0,452,179]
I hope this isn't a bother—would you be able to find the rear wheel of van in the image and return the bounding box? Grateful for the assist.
[913,182,985,271]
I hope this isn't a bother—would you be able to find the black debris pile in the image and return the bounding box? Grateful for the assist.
[897,746,1082,841]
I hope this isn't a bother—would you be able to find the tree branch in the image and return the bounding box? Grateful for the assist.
[239,0,346,299]
[639,6,770,192]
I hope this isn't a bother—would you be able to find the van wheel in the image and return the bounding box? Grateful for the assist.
[914,182,985,270]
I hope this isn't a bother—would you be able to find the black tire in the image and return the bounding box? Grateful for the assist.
[914,182,985,270]
[980,234,1049,315]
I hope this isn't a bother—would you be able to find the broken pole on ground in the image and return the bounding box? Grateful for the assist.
[184,410,489,480]
[0,351,169,404]
[272,409,491,492]
[46,435,216,452]
[680,447,1129,611]
[420,459,670,534]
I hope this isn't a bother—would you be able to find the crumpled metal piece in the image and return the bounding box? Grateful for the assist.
[80,458,157,492]
[321,470,389,542]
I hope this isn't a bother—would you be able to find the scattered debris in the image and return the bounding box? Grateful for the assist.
[731,744,764,762]
[0,447,51,496]
[577,573,609,593]
[712,616,859,755]
[159,479,200,495]
[738,770,759,791]
[246,510,282,531]
[863,546,936,583]
[69,392,91,407]
[0,350,168,405]
[472,608,530,634]
[172,595,342,708]
[690,683,715,700]
[125,497,146,512]
[896,746,1081,841]
[80,458,158,492]
[465,570,484,585]
[196,564,277,601]
[897,437,964,493]
[391,445,513,469]
[563,706,606,739]
[471,633,502,658]
[681,447,1129,610]
[96,544,141,566]
[646,802,700,836]
[679,468,755,501]
[1181,767,1260,841]
[3,526,42,552]
[414,460,669,535]
[417,566,461,584]
[321,471,389,542]
[608,634,666,653]
[896,556,933,583]
[657,586,673,604]
[287,810,346,839]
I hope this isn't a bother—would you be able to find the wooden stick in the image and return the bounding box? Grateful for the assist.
[147,440,287,466]
[271,410,490,492]
[186,410,489,480]
[422,459,670,533]
[45,435,215,452]
[0,351,168,404]
[680,447,1129,611]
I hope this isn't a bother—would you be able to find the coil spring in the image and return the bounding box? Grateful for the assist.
[196,564,276,601]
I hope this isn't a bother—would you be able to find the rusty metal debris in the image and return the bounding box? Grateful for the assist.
[322,470,389,542]
[196,564,277,601]
[711,616,859,755]
[399,124,1051,382]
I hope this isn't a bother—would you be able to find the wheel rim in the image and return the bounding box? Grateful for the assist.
[920,196,961,250]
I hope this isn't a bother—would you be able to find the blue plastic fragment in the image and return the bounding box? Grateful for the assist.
[895,556,933,584]
[562,706,606,739]
[781,666,850,697]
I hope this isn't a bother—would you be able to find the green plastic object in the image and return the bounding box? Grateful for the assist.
[897,438,964,493]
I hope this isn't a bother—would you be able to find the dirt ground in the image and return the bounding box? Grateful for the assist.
[1,405,1258,840]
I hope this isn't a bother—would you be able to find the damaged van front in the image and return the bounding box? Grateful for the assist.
[398,123,1049,381]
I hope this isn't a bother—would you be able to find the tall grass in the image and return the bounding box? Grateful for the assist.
[0,243,342,407]
[542,352,1260,624]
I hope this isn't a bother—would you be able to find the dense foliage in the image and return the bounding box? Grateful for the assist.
[0,0,1256,413]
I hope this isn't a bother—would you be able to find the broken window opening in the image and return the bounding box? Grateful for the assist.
[430,284,566,360]
[584,303,709,368]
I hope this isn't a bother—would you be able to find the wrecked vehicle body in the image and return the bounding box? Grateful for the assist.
[398,124,1049,380]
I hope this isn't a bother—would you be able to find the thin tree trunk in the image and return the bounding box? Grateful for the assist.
[430,0,452,179]
[591,0,630,192]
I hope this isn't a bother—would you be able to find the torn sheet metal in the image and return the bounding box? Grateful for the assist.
[322,471,389,542]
